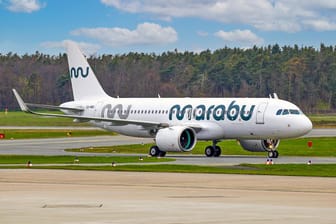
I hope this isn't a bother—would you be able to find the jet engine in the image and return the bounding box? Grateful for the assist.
[155,126,196,152]
[238,139,280,152]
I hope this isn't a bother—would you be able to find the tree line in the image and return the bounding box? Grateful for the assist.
[1,43,336,114]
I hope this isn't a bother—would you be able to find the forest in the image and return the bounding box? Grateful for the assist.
[1,43,336,114]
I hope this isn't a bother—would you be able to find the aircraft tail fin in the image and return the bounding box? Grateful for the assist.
[65,41,110,101]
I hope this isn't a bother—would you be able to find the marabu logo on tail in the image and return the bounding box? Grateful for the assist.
[70,67,89,78]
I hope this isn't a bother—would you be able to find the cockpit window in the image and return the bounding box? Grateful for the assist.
[282,109,289,115]
[289,109,300,115]
[277,108,301,115]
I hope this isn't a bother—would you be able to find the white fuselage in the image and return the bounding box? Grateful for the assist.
[61,97,312,140]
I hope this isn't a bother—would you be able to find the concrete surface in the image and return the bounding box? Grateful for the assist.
[0,169,335,224]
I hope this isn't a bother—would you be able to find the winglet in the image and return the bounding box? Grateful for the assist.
[12,89,29,112]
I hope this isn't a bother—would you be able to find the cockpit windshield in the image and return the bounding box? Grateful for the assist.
[276,109,301,115]
[289,109,300,115]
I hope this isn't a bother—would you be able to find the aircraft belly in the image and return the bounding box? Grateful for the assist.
[196,122,225,140]
[94,123,152,138]
[218,122,277,139]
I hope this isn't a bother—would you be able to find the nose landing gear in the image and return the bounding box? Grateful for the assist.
[267,150,279,158]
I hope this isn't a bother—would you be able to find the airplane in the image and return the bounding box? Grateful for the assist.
[13,41,313,158]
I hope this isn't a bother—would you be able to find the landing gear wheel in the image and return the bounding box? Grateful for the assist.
[205,146,215,157]
[273,150,279,158]
[268,150,279,158]
[149,146,160,157]
[158,151,167,157]
[149,146,166,157]
[214,146,222,157]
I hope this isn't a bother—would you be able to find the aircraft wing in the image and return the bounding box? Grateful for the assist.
[12,89,169,128]
[26,103,84,112]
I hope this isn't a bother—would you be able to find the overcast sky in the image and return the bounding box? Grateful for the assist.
[1,0,336,55]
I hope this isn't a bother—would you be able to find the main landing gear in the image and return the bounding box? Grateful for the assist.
[149,146,166,157]
[267,150,279,158]
[204,140,222,157]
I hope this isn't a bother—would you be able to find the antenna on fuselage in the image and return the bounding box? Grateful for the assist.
[269,93,279,99]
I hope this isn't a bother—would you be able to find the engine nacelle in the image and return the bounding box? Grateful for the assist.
[156,126,197,152]
[239,139,280,152]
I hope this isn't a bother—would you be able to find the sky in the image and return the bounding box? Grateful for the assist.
[1,0,336,55]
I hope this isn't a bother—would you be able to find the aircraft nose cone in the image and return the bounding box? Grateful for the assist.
[301,116,313,135]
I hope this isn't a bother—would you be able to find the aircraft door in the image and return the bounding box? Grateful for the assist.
[256,102,268,124]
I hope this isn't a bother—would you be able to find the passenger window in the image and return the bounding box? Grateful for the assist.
[276,109,282,115]
[282,109,289,115]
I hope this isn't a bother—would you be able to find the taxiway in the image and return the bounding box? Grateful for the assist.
[0,128,335,165]
[1,169,335,224]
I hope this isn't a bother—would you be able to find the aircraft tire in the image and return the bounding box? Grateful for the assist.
[158,151,167,157]
[205,146,215,157]
[268,150,279,158]
[273,150,279,158]
[149,146,160,157]
[214,146,221,157]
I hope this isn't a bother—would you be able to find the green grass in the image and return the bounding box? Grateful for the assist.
[0,129,115,139]
[309,114,336,127]
[277,137,336,157]
[10,163,336,177]
[67,137,336,157]
[0,149,335,177]
[0,155,173,164]
[0,111,88,126]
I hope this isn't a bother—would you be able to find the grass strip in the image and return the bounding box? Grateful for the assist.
[0,111,87,126]
[67,137,336,157]
[4,163,335,177]
[309,114,336,127]
[0,155,173,164]
[0,129,115,139]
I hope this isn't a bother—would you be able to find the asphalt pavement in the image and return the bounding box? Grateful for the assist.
[0,128,335,165]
